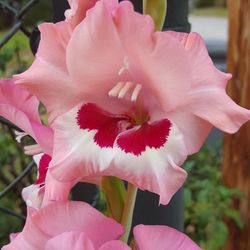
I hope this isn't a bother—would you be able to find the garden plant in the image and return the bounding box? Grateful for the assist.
[0,0,249,249]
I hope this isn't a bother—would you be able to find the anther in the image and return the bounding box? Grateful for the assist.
[131,84,142,102]
[118,81,133,99]
[108,82,124,97]
[24,144,43,156]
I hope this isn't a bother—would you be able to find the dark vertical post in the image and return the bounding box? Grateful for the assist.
[164,0,191,32]
[130,0,190,231]
[51,0,69,22]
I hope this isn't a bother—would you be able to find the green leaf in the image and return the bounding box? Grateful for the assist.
[143,0,167,31]
[101,176,126,222]
[210,221,228,249]
[225,209,244,229]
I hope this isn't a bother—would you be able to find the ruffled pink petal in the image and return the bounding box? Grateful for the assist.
[2,234,37,250]
[183,87,250,133]
[49,106,116,181]
[104,124,188,205]
[9,233,19,242]
[164,32,250,154]
[15,22,82,123]
[134,225,202,250]
[33,201,124,249]
[45,232,95,250]
[168,86,250,155]
[65,0,98,27]
[99,240,131,250]
[116,119,172,156]
[167,31,230,88]
[66,0,191,114]
[0,78,53,154]
[167,110,212,154]
[41,170,75,206]
[50,106,187,205]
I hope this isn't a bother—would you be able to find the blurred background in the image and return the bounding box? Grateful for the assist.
[0,0,249,249]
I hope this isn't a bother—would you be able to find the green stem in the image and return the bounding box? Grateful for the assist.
[120,183,138,243]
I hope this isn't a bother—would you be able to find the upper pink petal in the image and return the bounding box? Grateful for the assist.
[169,86,250,155]
[167,32,230,88]
[99,240,131,250]
[0,78,53,154]
[45,232,95,250]
[66,0,191,114]
[134,225,202,250]
[33,201,124,249]
[165,32,250,154]
[15,22,82,123]
[65,0,98,27]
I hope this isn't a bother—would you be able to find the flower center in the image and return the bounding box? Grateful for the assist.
[76,103,172,156]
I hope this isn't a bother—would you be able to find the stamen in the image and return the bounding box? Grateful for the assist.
[118,57,129,75]
[24,144,43,156]
[118,81,133,99]
[131,84,142,102]
[108,82,124,97]
[15,131,28,143]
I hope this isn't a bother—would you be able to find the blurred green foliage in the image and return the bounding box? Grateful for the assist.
[0,125,33,247]
[184,143,244,250]
[0,30,34,247]
[0,30,31,77]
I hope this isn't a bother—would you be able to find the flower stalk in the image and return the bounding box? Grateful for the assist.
[120,183,138,243]
[101,176,126,222]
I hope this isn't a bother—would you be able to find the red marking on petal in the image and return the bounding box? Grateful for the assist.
[117,120,172,155]
[77,103,127,147]
[35,154,52,184]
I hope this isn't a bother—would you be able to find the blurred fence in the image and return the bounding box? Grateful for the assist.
[0,0,39,225]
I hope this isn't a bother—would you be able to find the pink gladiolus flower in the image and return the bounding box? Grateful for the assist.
[0,78,76,206]
[2,201,124,250]
[16,0,250,205]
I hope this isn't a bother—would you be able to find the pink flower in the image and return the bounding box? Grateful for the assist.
[0,78,76,206]
[2,201,125,250]
[16,0,250,205]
